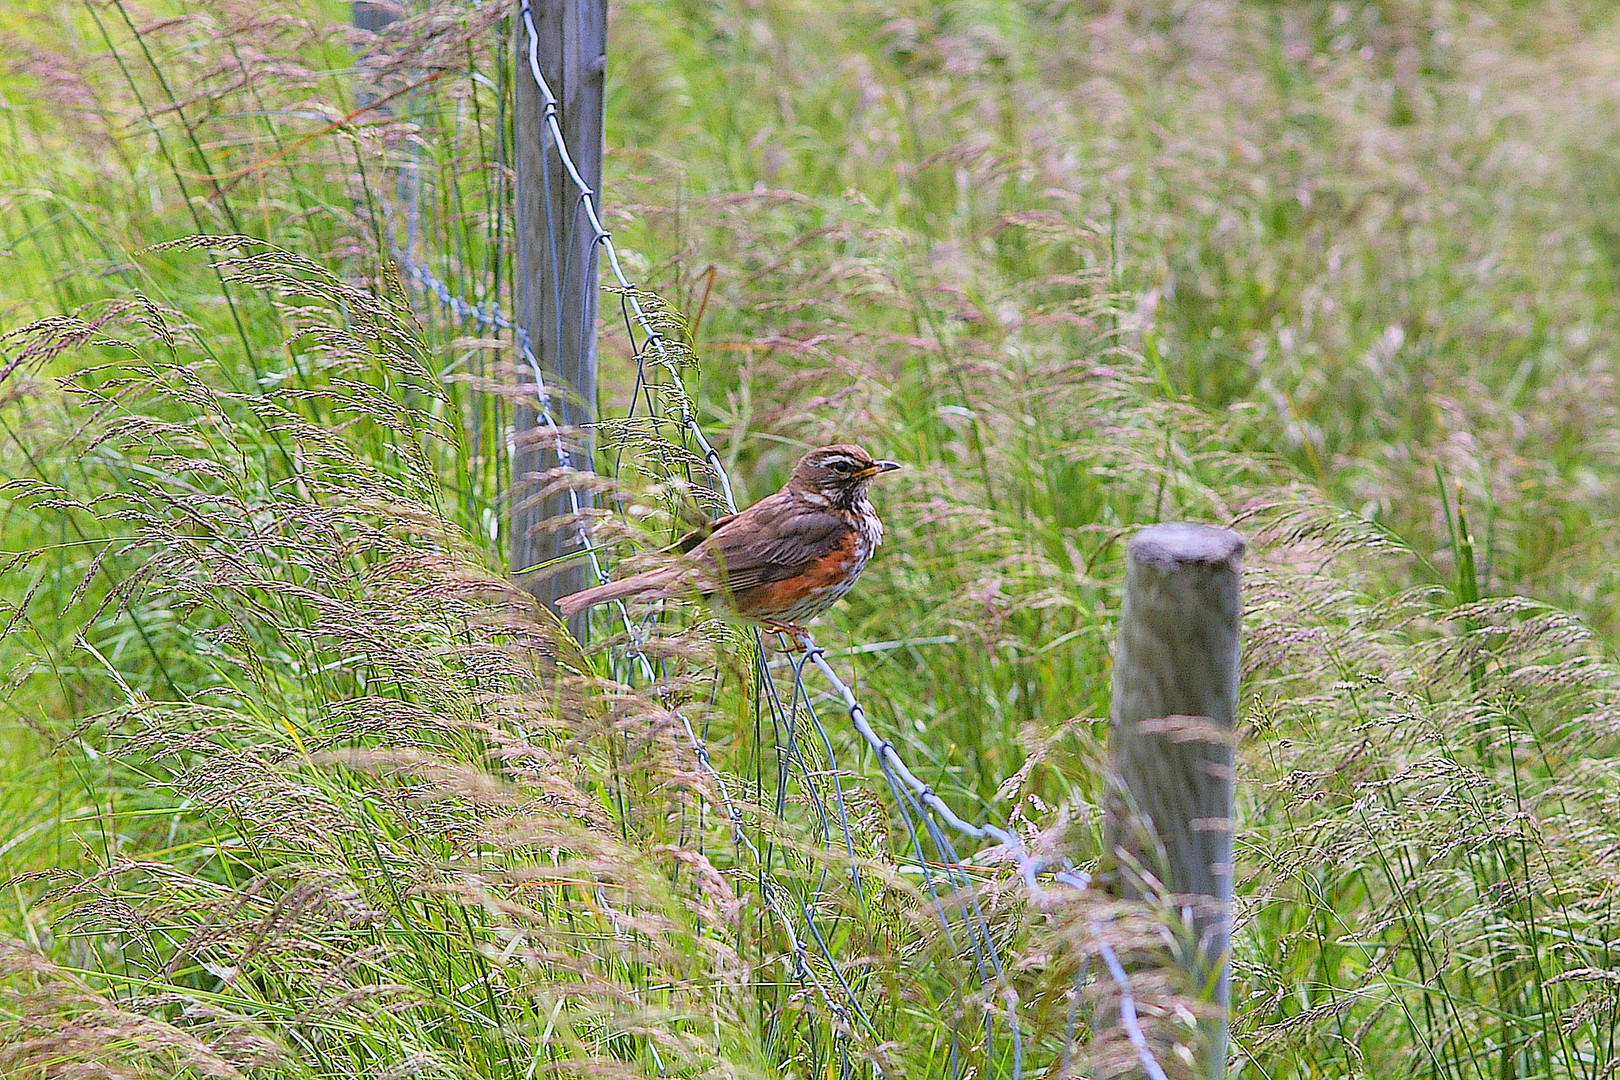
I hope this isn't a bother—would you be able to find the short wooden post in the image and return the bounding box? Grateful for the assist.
[511,0,606,633]
[1103,523,1245,1077]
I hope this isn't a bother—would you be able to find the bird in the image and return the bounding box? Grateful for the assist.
[555,444,902,640]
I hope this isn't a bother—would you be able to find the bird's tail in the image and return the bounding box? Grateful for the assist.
[555,569,678,618]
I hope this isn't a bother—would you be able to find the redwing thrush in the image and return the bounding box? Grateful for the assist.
[555,445,902,636]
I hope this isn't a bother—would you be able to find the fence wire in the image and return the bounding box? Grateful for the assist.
[373,4,1174,1077]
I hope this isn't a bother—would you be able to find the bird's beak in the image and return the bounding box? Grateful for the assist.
[856,460,903,478]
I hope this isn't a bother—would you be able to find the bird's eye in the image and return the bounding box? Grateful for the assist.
[830,460,851,473]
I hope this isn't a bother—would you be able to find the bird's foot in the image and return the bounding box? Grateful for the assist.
[761,620,809,652]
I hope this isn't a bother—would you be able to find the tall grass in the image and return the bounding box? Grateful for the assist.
[7,0,1620,1077]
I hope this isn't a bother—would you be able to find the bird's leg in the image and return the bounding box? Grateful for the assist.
[760,620,809,652]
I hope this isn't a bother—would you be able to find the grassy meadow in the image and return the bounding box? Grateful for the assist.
[6,0,1620,1076]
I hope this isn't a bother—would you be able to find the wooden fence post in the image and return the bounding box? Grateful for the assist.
[351,0,396,32]
[1103,522,1245,1077]
[511,0,605,634]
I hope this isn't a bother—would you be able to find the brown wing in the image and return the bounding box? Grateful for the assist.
[668,511,740,554]
[691,493,852,594]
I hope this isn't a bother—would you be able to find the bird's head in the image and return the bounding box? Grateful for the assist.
[789,444,902,507]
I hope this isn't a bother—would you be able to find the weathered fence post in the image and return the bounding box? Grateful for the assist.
[351,0,396,32]
[1103,522,1245,1077]
[511,0,605,633]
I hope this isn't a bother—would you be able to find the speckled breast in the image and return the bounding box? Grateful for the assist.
[737,503,882,625]
[772,554,869,623]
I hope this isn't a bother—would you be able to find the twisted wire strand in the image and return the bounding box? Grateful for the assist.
[804,639,1170,1078]
[516,0,735,512]
[380,7,1177,1075]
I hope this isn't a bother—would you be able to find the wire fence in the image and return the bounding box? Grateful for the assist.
[374,4,1171,1076]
